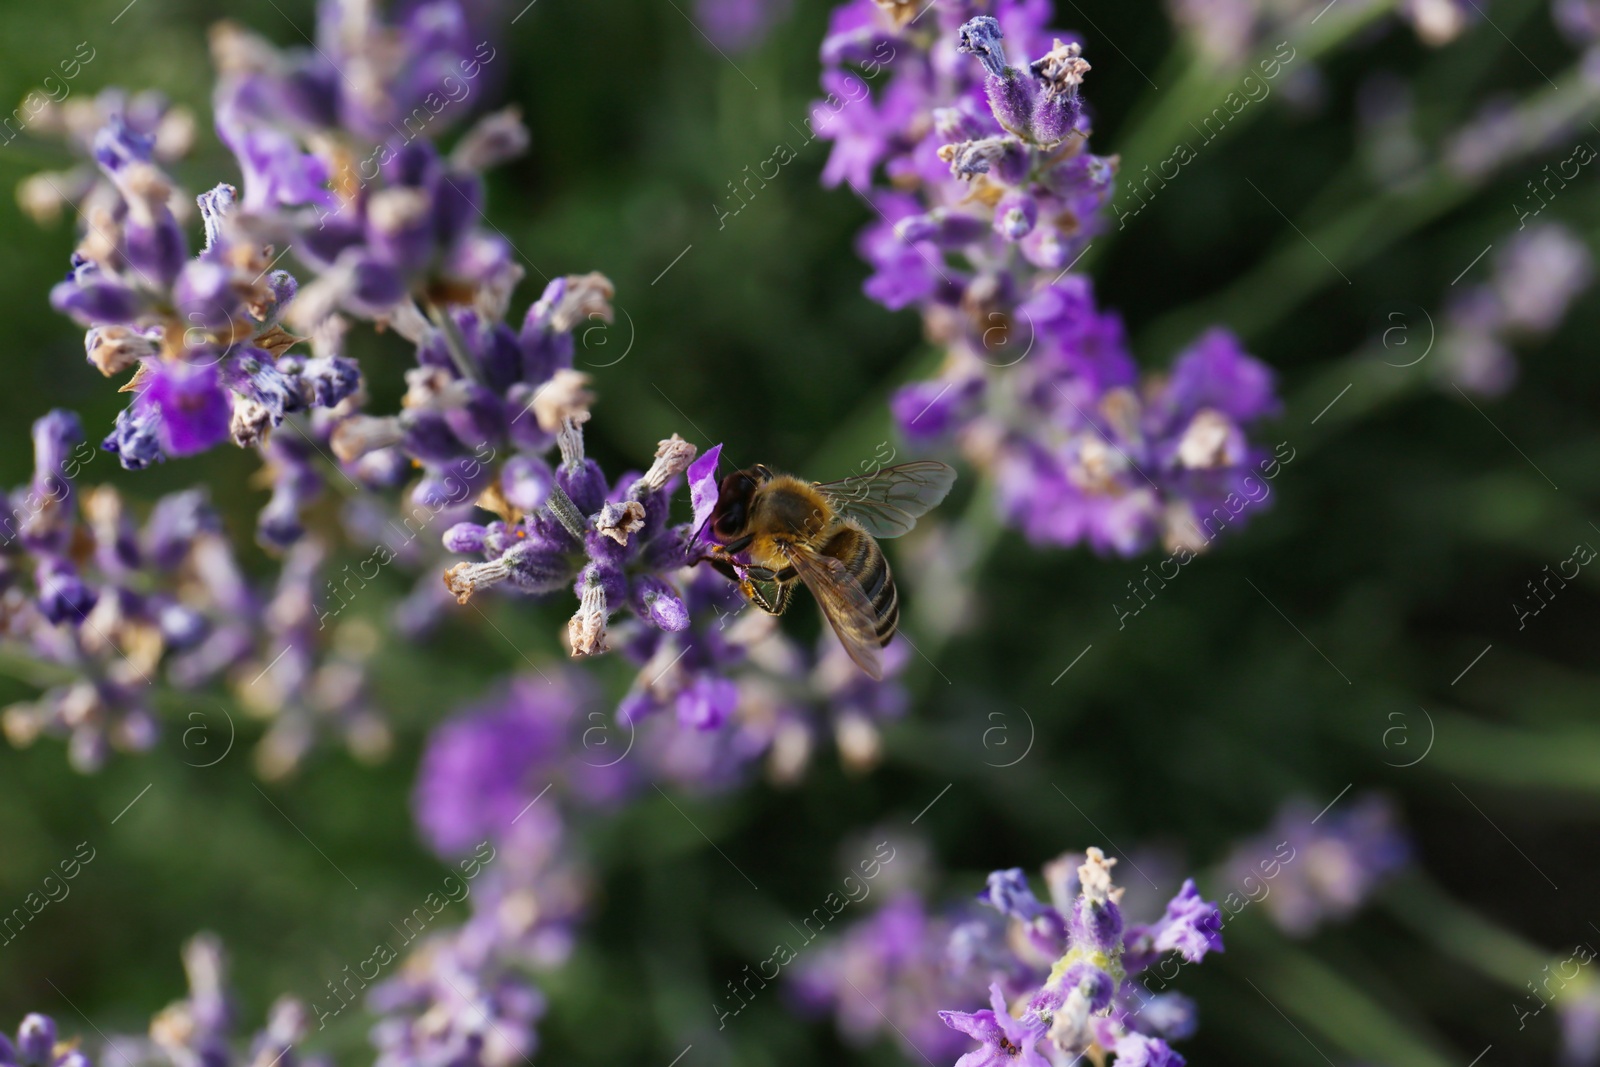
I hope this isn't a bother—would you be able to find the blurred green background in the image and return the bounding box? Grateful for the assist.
[1,0,1598,1065]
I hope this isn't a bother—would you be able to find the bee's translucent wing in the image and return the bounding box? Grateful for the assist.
[815,461,957,539]
[782,543,883,680]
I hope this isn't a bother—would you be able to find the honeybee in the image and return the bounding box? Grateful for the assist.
[703,460,957,679]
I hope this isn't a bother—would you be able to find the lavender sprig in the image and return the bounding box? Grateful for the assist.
[815,4,1285,558]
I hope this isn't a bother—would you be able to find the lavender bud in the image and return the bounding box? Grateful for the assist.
[1073,848,1125,952]
[17,1015,56,1066]
[676,674,738,730]
[895,213,941,244]
[330,415,404,464]
[1064,962,1114,1012]
[412,456,489,511]
[295,355,362,409]
[957,16,1008,77]
[265,270,297,316]
[978,868,1047,920]
[450,107,531,172]
[443,522,488,554]
[145,490,219,569]
[399,410,466,465]
[119,165,187,285]
[995,192,1038,239]
[481,521,514,557]
[442,386,506,453]
[1028,40,1090,145]
[32,410,84,491]
[629,434,698,496]
[555,421,607,515]
[196,183,237,256]
[174,259,244,332]
[102,405,166,471]
[932,105,985,142]
[85,325,160,377]
[51,272,146,325]
[985,70,1038,138]
[632,574,690,632]
[938,137,1027,183]
[443,538,571,603]
[223,351,295,421]
[1030,39,1091,99]
[158,603,209,650]
[1031,94,1083,147]
[92,114,155,174]
[566,565,611,656]
[558,459,608,517]
[594,500,647,546]
[501,454,553,511]
[367,187,434,276]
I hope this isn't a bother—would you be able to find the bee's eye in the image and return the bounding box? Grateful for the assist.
[713,501,746,538]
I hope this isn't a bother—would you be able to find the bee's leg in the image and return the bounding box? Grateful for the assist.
[703,555,776,611]
[704,556,743,584]
[745,577,793,615]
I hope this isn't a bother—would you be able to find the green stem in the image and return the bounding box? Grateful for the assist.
[1113,0,1400,181]
[0,650,77,690]
[1383,872,1551,989]
[1139,61,1600,354]
[1226,914,1458,1067]
[1421,709,1600,792]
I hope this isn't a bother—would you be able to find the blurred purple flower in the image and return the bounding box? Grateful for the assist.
[695,0,791,51]
[414,670,631,856]
[1225,793,1409,937]
[1437,224,1593,397]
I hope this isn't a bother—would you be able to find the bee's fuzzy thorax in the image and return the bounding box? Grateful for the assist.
[751,476,834,541]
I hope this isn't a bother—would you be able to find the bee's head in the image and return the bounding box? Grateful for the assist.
[710,466,770,542]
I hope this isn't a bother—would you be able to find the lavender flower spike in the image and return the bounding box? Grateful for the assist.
[926,847,1221,1064]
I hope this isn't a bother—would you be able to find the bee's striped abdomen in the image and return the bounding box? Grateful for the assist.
[825,526,899,647]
